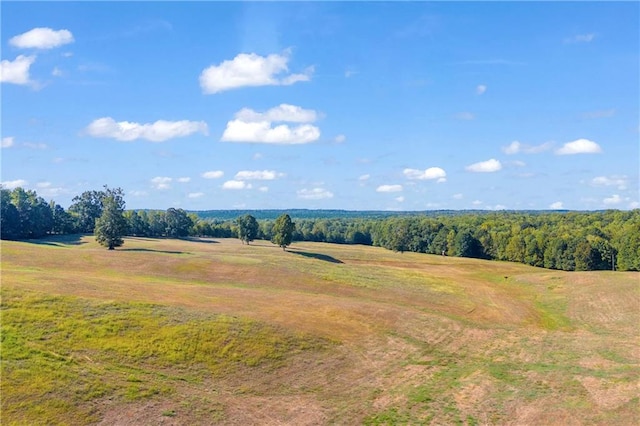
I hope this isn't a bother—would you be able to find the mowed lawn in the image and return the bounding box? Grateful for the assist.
[2,235,638,425]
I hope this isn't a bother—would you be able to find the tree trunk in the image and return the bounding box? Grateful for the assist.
[108,245,114,250]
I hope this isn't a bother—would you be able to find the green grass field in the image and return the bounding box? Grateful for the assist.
[2,235,638,425]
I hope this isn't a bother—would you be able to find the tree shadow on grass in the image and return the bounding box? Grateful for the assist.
[289,250,344,264]
[182,237,219,244]
[24,234,86,247]
[120,248,188,255]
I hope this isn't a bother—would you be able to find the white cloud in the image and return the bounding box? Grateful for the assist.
[395,196,405,203]
[502,140,553,155]
[177,177,191,183]
[455,112,475,120]
[555,138,602,155]
[1,137,15,148]
[10,27,74,49]
[476,84,487,95]
[510,160,527,167]
[128,190,148,197]
[252,153,263,160]
[151,176,172,190]
[188,192,204,199]
[453,193,463,199]
[376,184,403,193]
[85,117,208,142]
[345,67,358,78]
[403,167,446,180]
[549,201,564,209]
[591,176,627,190]
[199,51,313,94]
[234,170,283,180]
[334,134,346,144]
[465,158,502,173]
[1,55,36,85]
[297,188,334,200]
[52,67,63,77]
[36,181,51,188]
[201,170,224,179]
[358,174,371,181]
[221,119,320,144]
[258,186,269,192]
[629,201,640,209]
[235,104,318,123]
[221,104,321,145]
[437,177,447,183]
[564,33,596,44]
[603,194,622,205]
[222,180,252,190]
[1,179,28,189]
[472,200,482,206]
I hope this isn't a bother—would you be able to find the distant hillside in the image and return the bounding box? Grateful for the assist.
[188,209,569,221]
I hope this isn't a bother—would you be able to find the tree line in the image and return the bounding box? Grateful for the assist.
[1,185,638,271]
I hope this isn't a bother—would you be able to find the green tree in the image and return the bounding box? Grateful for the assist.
[236,214,259,244]
[0,188,21,240]
[68,189,104,233]
[271,213,295,251]
[94,187,127,250]
[165,208,193,238]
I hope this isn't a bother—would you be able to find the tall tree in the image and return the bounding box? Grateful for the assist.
[236,214,259,244]
[1,188,21,240]
[165,208,193,238]
[68,189,104,233]
[94,187,127,250]
[271,213,295,251]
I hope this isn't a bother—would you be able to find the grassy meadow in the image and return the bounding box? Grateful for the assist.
[1,235,639,425]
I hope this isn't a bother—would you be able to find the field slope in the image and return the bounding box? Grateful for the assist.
[2,235,639,425]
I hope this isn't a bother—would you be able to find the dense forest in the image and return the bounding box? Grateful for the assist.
[2,186,639,271]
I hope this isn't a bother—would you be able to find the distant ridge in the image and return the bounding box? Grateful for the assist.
[188,209,572,221]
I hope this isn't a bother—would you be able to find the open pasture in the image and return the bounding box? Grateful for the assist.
[2,235,638,425]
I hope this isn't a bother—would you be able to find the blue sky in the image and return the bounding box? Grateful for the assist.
[1,1,638,211]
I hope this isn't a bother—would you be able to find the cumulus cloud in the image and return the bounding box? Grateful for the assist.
[200,51,313,94]
[85,117,208,142]
[222,180,252,190]
[188,192,204,199]
[258,186,269,192]
[151,176,172,190]
[555,138,602,155]
[1,137,15,148]
[201,170,224,179]
[10,28,74,49]
[549,201,564,209]
[403,167,446,180]
[235,104,318,123]
[502,140,553,155]
[297,188,334,200]
[234,170,283,180]
[452,193,463,200]
[465,158,502,173]
[221,104,320,144]
[1,179,28,189]
[358,174,370,181]
[1,55,36,85]
[177,177,191,183]
[476,84,487,95]
[603,194,622,205]
[376,184,403,193]
[395,196,405,203]
[591,176,627,190]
